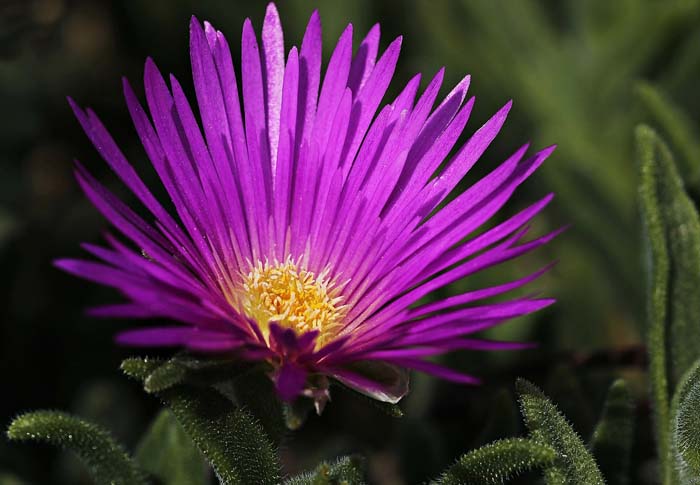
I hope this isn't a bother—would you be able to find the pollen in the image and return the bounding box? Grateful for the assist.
[237,257,347,347]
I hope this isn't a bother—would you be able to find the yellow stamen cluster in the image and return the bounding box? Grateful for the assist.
[237,258,347,347]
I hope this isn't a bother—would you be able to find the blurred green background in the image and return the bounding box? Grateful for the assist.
[2,0,700,483]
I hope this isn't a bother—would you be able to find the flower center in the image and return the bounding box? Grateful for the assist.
[237,258,347,347]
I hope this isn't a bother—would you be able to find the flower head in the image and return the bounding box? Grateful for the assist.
[57,3,559,405]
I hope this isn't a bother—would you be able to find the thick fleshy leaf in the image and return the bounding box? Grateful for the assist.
[6,411,147,485]
[284,455,366,485]
[671,358,700,484]
[135,409,208,485]
[516,379,604,485]
[590,379,635,485]
[638,124,700,483]
[639,124,700,386]
[139,353,254,394]
[225,369,286,444]
[431,438,557,485]
[122,357,280,485]
[144,357,188,393]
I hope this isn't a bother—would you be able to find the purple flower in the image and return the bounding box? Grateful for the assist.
[57,3,559,406]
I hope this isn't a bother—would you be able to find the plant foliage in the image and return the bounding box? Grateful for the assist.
[122,357,280,485]
[431,438,556,485]
[7,411,147,485]
[516,379,605,484]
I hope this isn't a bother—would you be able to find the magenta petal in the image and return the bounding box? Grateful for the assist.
[261,3,285,169]
[348,23,380,94]
[115,327,199,347]
[275,362,308,401]
[60,5,558,403]
[331,362,409,404]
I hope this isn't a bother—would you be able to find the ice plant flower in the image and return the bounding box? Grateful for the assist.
[57,3,560,406]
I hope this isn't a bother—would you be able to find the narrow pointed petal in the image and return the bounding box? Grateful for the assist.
[261,3,285,170]
[60,6,558,405]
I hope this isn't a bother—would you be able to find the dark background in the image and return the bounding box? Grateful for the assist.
[2,0,700,483]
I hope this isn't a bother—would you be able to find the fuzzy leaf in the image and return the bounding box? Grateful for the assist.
[590,379,635,485]
[431,438,556,484]
[284,455,366,485]
[6,411,147,485]
[225,369,286,443]
[122,357,280,485]
[135,409,208,485]
[139,353,254,394]
[143,359,188,394]
[516,379,604,485]
[121,356,164,381]
[638,124,700,483]
[639,124,700,382]
[672,358,700,484]
[125,355,284,442]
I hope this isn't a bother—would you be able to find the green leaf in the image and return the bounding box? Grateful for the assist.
[431,438,557,485]
[6,411,147,485]
[637,124,700,483]
[516,379,605,485]
[125,355,285,443]
[590,379,635,485]
[121,356,165,381]
[122,357,281,485]
[639,124,700,382]
[284,455,366,485]
[143,359,188,394]
[671,358,700,484]
[135,409,208,485]
[139,353,254,394]
[636,82,700,189]
[225,369,286,443]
